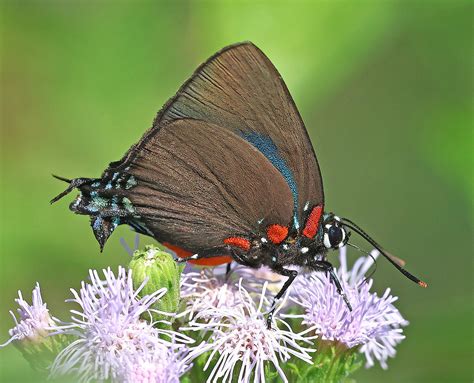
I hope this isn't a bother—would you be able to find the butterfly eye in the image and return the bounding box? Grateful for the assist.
[323,225,345,249]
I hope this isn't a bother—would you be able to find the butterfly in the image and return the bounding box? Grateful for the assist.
[52,42,426,326]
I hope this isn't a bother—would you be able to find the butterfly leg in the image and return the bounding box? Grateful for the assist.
[314,260,352,311]
[266,267,298,329]
[225,262,234,280]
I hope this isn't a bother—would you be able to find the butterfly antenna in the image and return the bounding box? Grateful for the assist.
[50,176,91,204]
[52,174,72,183]
[341,217,427,288]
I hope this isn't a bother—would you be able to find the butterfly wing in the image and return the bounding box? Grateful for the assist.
[107,42,323,230]
[121,118,293,252]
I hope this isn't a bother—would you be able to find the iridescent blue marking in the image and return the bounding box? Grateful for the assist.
[122,197,134,213]
[92,181,100,188]
[105,182,113,190]
[125,176,137,190]
[91,191,98,198]
[91,196,108,210]
[111,196,119,211]
[93,217,103,230]
[240,132,300,228]
[112,172,119,181]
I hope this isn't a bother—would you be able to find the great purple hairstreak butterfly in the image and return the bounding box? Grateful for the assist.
[52,42,427,325]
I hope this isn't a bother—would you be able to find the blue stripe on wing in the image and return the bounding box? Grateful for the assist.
[240,132,299,229]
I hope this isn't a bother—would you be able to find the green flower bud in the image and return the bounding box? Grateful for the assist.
[129,244,184,325]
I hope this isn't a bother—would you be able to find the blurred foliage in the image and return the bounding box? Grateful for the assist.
[0,1,472,382]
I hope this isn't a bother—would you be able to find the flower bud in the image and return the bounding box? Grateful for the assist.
[129,245,184,324]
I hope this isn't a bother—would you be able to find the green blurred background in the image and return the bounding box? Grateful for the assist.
[1,1,472,382]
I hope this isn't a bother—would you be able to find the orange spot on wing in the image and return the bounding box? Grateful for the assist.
[302,205,323,239]
[223,237,251,251]
[418,281,428,288]
[266,224,288,244]
[163,242,231,266]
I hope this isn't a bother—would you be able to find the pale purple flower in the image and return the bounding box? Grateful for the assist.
[289,247,409,369]
[180,264,289,322]
[184,281,316,383]
[180,265,257,321]
[117,343,189,383]
[50,266,191,382]
[1,283,58,347]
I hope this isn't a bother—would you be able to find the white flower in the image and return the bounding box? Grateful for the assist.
[50,266,191,382]
[117,343,189,383]
[2,283,58,346]
[184,281,315,383]
[180,265,264,322]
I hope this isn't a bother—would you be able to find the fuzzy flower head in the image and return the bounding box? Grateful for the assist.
[51,266,191,382]
[3,283,58,346]
[185,281,315,383]
[290,247,409,369]
[180,264,288,322]
[117,343,189,383]
[180,265,254,321]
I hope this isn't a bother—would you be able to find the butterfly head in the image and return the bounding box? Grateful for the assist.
[322,214,350,249]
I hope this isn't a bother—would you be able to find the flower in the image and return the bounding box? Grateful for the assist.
[180,267,243,321]
[117,343,189,383]
[50,266,191,382]
[289,247,409,369]
[2,283,58,347]
[180,264,277,322]
[184,281,316,383]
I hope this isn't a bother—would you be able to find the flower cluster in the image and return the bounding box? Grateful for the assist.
[2,245,410,382]
[184,281,315,383]
[50,266,192,382]
[289,247,409,369]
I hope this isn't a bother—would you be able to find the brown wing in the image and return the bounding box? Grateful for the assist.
[126,119,293,252]
[106,42,323,230]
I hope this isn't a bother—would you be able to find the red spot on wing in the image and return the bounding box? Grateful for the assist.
[163,242,232,266]
[266,224,289,244]
[223,237,251,251]
[302,205,323,239]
